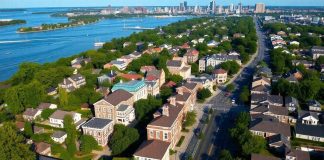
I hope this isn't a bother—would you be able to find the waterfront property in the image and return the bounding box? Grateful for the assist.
[81,118,114,146]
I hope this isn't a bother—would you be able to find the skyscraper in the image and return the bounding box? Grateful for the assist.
[229,3,234,12]
[255,3,266,13]
[184,1,188,11]
[209,0,216,14]
[180,2,184,11]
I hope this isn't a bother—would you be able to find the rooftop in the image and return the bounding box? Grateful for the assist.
[82,118,112,129]
[112,80,146,93]
[51,131,67,138]
[134,140,170,159]
[103,89,133,106]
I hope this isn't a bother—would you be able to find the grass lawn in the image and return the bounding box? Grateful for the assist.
[291,138,324,147]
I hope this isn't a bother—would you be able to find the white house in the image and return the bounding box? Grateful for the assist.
[116,104,136,126]
[49,110,85,128]
[51,131,67,144]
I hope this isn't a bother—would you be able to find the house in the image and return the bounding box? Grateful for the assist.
[289,41,300,46]
[71,57,91,69]
[250,94,283,109]
[284,96,299,112]
[250,104,290,123]
[295,123,324,142]
[145,69,165,87]
[130,51,142,59]
[133,140,170,160]
[51,131,67,144]
[311,46,324,60]
[277,31,287,37]
[298,110,321,125]
[292,60,314,69]
[111,80,147,101]
[180,43,190,49]
[147,103,184,149]
[286,149,310,160]
[97,70,117,84]
[183,49,199,63]
[33,126,45,134]
[37,103,57,110]
[16,121,25,132]
[123,42,132,48]
[82,118,114,146]
[199,54,241,72]
[140,66,156,73]
[35,142,51,156]
[104,60,127,71]
[207,40,219,47]
[46,87,57,96]
[145,81,160,96]
[255,66,272,78]
[172,83,199,112]
[268,134,291,154]
[94,89,135,126]
[136,42,145,52]
[58,73,86,92]
[308,100,321,111]
[187,75,215,92]
[233,33,245,38]
[249,119,291,138]
[252,76,271,88]
[166,57,191,79]
[251,154,280,160]
[213,69,228,84]
[23,108,42,121]
[251,85,271,95]
[49,110,85,128]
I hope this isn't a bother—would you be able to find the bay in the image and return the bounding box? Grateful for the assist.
[0,8,190,81]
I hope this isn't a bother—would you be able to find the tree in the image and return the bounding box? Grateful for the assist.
[197,88,212,101]
[226,84,235,92]
[134,96,162,122]
[160,86,173,102]
[59,87,69,108]
[41,109,56,120]
[239,86,250,103]
[241,135,267,155]
[64,115,77,156]
[190,63,199,75]
[220,61,240,75]
[183,111,197,128]
[0,123,35,160]
[80,135,100,153]
[167,75,183,85]
[219,150,233,160]
[24,122,33,138]
[109,124,139,155]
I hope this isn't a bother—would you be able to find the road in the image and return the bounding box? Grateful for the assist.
[183,17,270,160]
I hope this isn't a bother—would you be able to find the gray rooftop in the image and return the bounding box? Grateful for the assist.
[51,131,66,138]
[295,123,324,138]
[117,104,130,112]
[82,118,112,129]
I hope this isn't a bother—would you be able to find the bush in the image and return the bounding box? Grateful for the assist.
[226,84,235,92]
[220,61,240,75]
[176,136,185,147]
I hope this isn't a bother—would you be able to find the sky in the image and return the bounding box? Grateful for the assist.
[1,0,324,8]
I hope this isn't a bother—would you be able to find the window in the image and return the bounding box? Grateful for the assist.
[163,132,168,140]
[156,131,160,139]
[149,130,153,138]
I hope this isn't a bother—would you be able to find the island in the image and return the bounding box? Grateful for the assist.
[17,15,101,33]
[0,19,26,26]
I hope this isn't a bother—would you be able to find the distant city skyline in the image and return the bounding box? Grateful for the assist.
[1,0,324,8]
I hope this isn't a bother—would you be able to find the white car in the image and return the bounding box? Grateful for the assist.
[232,99,236,104]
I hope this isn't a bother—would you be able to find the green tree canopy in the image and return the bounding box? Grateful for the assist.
[80,135,100,153]
[109,124,139,155]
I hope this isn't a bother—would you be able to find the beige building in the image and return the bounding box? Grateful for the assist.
[58,73,86,92]
[166,57,191,79]
[255,3,266,13]
[94,89,135,126]
[82,118,114,146]
[213,69,228,84]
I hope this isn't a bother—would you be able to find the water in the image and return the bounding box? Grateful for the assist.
[0,8,190,81]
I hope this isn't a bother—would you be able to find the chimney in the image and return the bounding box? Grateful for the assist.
[177,87,183,95]
[162,105,169,117]
[169,97,176,106]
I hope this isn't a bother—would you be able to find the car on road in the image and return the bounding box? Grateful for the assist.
[232,99,236,104]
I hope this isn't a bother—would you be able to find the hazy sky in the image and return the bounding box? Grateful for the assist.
[1,0,324,8]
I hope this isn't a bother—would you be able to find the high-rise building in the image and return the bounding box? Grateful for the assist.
[209,0,216,14]
[255,3,266,13]
[180,3,184,11]
[238,2,242,13]
[184,1,188,11]
[229,3,234,12]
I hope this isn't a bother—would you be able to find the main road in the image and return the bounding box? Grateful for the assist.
[183,16,270,160]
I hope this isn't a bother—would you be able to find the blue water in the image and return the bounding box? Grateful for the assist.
[0,8,190,81]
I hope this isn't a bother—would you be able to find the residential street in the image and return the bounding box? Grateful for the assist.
[183,16,270,160]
